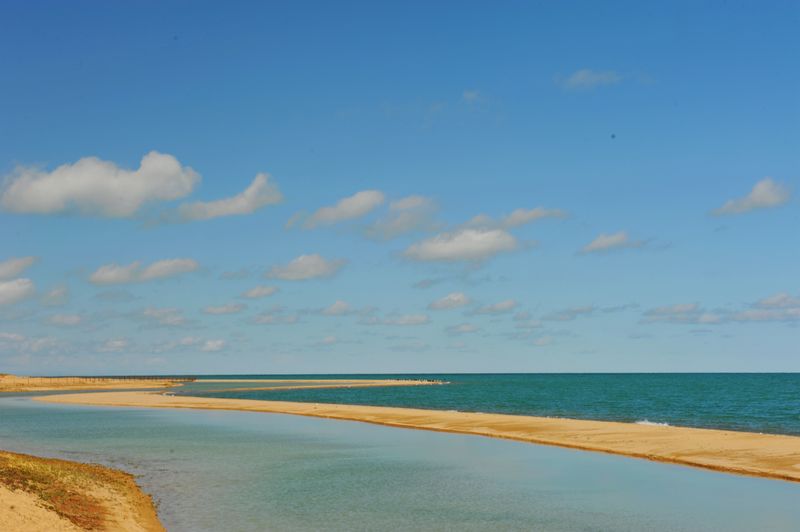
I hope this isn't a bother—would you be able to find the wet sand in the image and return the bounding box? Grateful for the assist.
[36,391,800,482]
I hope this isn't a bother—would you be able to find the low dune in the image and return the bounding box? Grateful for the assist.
[0,450,163,532]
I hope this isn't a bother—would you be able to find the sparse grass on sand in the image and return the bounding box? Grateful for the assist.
[0,450,164,531]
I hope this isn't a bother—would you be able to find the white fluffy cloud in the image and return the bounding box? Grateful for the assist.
[0,278,35,305]
[428,292,471,310]
[365,195,439,239]
[0,257,37,280]
[178,173,282,221]
[267,254,346,281]
[297,190,385,229]
[405,229,518,262]
[560,69,621,90]
[1,151,199,217]
[90,258,199,284]
[241,285,278,299]
[713,178,791,215]
[203,303,246,315]
[581,231,644,254]
[473,299,518,315]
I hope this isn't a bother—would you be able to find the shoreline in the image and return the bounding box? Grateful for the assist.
[0,449,164,532]
[36,391,800,483]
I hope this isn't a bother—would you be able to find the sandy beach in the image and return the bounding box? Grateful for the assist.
[36,390,800,483]
[0,450,163,532]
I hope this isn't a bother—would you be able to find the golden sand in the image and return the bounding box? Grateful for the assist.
[36,391,800,482]
[0,450,164,532]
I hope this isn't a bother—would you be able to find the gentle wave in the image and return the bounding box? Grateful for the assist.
[635,419,671,427]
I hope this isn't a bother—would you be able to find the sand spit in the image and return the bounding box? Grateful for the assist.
[0,374,186,393]
[0,450,164,532]
[36,391,800,483]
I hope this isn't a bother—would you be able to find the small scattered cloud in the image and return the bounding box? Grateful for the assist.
[404,228,518,262]
[177,173,282,221]
[98,338,130,353]
[376,314,430,326]
[266,254,346,281]
[41,285,69,306]
[466,207,566,230]
[322,300,353,316]
[364,196,439,240]
[543,305,596,321]
[203,303,246,315]
[581,231,645,254]
[90,258,199,285]
[446,323,479,335]
[0,257,37,280]
[1,151,198,217]
[200,339,226,352]
[472,299,518,315]
[293,190,385,229]
[428,292,471,310]
[754,292,800,309]
[241,285,278,299]
[462,89,481,103]
[643,304,723,325]
[385,314,430,326]
[142,307,186,327]
[712,178,791,215]
[413,278,443,289]
[48,314,82,326]
[0,278,35,305]
[318,335,338,346]
[532,336,554,347]
[220,269,250,280]
[253,305,299,325]
[559,69,621,90]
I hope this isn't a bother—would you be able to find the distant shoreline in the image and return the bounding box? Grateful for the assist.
[36,390,800,483]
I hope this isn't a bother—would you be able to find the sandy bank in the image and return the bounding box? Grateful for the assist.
[36,391,800,482]
[0,450,164,532]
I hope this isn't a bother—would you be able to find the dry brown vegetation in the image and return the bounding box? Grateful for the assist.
[0,374,188,393]
[0,450,164,531]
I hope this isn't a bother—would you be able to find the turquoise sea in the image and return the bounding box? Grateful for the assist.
[180,373,800,435]
[1,374,799,531]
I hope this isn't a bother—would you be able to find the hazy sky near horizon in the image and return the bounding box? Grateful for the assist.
[1,1,798,374]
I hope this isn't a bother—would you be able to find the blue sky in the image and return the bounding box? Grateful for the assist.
[0,1,798,374]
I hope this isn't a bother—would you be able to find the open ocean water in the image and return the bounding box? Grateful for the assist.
[179,373,800,435]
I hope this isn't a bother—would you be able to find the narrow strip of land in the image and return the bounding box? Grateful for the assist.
[36,391,800,482]
[0,374,186,393]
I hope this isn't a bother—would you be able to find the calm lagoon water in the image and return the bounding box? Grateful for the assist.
[1,394,799,531]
